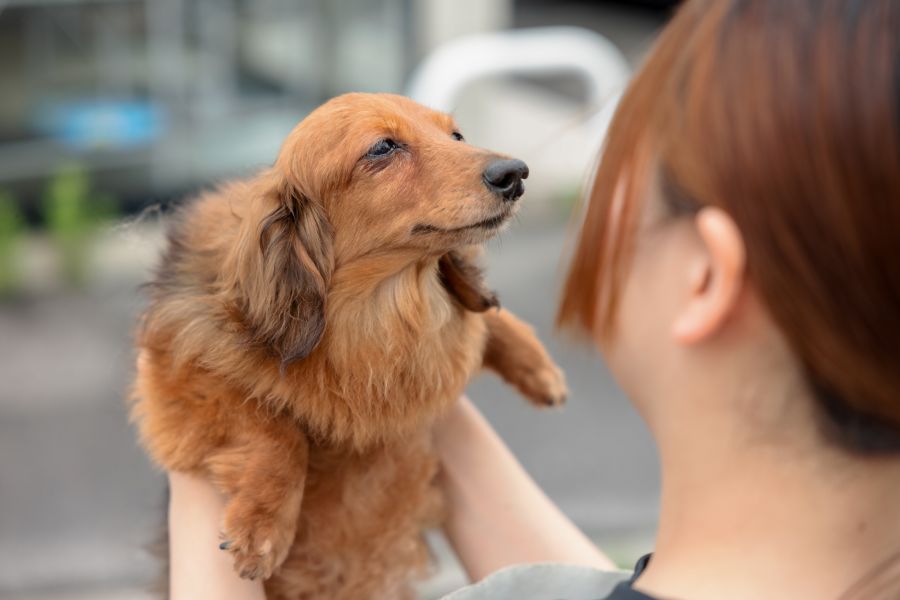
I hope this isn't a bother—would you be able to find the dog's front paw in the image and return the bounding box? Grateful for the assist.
[516,363,568,408]
[220,530,289,580]
[220,491,301,580]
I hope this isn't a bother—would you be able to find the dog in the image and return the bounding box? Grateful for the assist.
[131,93,567,599]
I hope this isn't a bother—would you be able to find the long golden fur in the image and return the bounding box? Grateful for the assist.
[131,93,567,599]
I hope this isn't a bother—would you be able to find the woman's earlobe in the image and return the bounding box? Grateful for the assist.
[672,207,746,345]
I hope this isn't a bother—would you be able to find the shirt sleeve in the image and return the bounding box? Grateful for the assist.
[438,563,632,600]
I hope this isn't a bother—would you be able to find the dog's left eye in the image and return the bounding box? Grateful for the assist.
[366,139,399,158]
[451,132,465,142]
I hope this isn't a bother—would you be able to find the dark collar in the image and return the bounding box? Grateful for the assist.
[602,554,656,600]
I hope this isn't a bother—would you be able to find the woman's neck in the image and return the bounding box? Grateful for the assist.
[637,411,900,600]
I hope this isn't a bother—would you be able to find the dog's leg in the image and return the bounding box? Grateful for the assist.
[203,417,309,581]
[482,308,568,407]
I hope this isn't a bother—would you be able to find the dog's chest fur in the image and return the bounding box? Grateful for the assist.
[272,262,489,450]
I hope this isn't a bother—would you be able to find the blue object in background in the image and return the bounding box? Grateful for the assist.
[33,99,167,150]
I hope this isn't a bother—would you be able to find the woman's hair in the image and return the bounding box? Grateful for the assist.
[558,0,900,454]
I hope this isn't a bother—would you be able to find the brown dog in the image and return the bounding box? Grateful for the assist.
[131,93,567,599]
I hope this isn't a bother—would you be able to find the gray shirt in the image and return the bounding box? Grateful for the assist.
[439,563,633,600]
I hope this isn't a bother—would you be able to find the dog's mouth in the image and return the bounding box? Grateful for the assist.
[412,210,511,236]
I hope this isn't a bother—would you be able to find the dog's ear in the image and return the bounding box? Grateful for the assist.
[237,176,334,367]
[439,250,499,313]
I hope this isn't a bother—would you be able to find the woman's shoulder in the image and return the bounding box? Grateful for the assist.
[439,562,634,600]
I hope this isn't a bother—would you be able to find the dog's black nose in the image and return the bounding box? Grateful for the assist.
[483,159,529,202]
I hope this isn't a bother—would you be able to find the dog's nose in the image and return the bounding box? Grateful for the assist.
[483,159,529,202]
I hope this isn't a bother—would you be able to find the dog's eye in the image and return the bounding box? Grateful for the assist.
[451,132,465,142]
[366,139,399,158]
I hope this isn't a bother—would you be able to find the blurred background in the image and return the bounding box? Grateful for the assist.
[0,1,677,598]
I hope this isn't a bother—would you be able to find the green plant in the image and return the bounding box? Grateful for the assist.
[42,163,117,287]
[0,191,25,297]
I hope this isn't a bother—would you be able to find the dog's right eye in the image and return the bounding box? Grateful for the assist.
[366,139,399,158]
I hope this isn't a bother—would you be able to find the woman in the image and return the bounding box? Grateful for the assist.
[170,0,900,597]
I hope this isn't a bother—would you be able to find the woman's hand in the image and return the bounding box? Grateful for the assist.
[168,471,266,600]
[434,396,615,581]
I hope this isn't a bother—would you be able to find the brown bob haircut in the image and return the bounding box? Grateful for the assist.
[558,0,900,454]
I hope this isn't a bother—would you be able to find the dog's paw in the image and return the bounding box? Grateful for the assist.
[516,364,568,408]
[220,523,293,580]
[220,494,300,580]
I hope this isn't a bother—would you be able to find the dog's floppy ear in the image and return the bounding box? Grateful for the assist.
[439,250,499,313]
[237,175,334,367]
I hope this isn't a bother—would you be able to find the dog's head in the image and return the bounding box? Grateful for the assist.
[279,92,527,255]
[236,93,527,366]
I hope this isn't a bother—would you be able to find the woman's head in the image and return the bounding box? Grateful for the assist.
[559,0,900,454]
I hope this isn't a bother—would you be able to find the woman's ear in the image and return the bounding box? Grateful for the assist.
[671,207,746,345]
[236,175,334,368]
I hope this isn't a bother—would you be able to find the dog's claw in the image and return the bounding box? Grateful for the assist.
[219,540,232,550]
[543,394,565,407]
